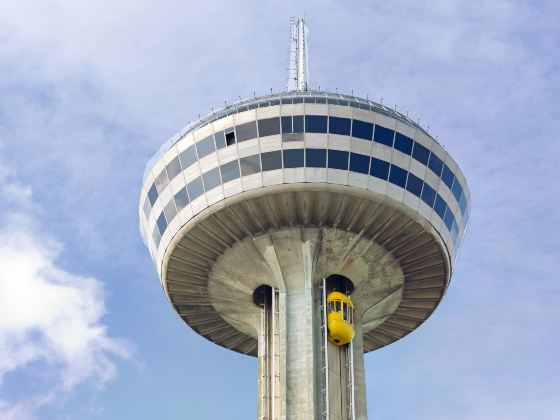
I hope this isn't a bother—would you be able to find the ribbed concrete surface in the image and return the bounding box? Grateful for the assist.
[163,183,449,356]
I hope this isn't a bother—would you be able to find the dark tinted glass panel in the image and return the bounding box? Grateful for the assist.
[406,173,423,197]
[370,158,390,180]
[236,121,258,142]
[374,125,394,146]
[258,117,281,137]
[292,97,303,104]
[240,155,261,176]
[293,116,304,133]
[305,115,328,133]
[214,131,226,149]
[351,119,373,141]
[306,148,326,167]
[156,212,167,234]
[421,184,436,207]
[166,156,182,181]
[284,148,305,168]
[220,160,240,183]
[174,188,189,211]
[196,135,216,158]
[349,153,369,174]
[328,150,349,170]
[163,200,177,222]
[179,145,197,168]
[428,153,444,176]
[187,177,204,201]
[152,225,161,247]
[388,165,407,188]
[261,150,282,171]
[202,167,221,191]
[394,133,413,155]
[148,183,158,205]
[434,194,447,218]
[442,165,455,189]
[412,142,430,165]
[143,197,151,219]
[155,169,169,193]
[443,207,454,230]
[452,180,463,203]
[281,116,292,133]
[329,117,351,135]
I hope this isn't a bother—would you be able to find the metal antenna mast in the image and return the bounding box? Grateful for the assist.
[288,17,308,91]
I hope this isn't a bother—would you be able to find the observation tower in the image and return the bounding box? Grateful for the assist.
[139,18,470,420]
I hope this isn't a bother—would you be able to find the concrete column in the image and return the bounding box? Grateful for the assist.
[256,229,368,419]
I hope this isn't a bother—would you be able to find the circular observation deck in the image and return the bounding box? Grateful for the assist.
[139,90,470,356]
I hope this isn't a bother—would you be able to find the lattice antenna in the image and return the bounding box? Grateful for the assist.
[287,17,308,91]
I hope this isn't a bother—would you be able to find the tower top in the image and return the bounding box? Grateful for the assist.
[287,17,308,91]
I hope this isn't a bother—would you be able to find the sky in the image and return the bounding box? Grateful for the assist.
[0,0,558,419]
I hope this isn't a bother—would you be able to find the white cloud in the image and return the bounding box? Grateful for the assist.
[0,162,130,417]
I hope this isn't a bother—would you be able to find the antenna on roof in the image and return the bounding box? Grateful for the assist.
[287,17,308,91]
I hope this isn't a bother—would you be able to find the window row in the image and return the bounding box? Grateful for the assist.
[146,116,468,222]
[148,149,462,251]
[328,300,354,324]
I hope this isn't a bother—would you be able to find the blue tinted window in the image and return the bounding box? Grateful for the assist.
[421,184,436,207]
[374,125,394,146]
[451,220,459,242]
[459,192,467,216]
[328,150,349,170]
[394,133,413,155]
[214,131,226,149]
[442,165,455,189]
[434,194,447,219]
[163,200,177,223]
[305,115,328,133]
[166,156,182,181]
[261,150,282,171]
[236,121,258,142]
[412,142,430,165]
[203,167,221,191]
[428,153,444,176]
[187,177,204,201]
[284,149,305,168]
[370,158,390,180]
[240,155,261,176]
[281,116,292,133]
[351,119,373,141]
[293,116,304,133]
[306,148,326,167]
[389,165,407,188]
[443,207,454,230]
[451,180,463,203]
[156,212,167,235]
[258,117,281,137]
[179,145,197,168]
[329,117,351,135]
[349,153,369,174]
[155,169,169,193]
[174,188,189,211]
[196,135,216,158]
[148,183,158,205]
[406,173,423,197]
[152,224,161,247]
[143,197,151,219]
[220,160,240,183]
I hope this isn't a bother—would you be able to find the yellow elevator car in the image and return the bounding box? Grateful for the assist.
[326,291,354,346]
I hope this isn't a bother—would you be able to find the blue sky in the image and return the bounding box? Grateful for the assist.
[0,1,558,419]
